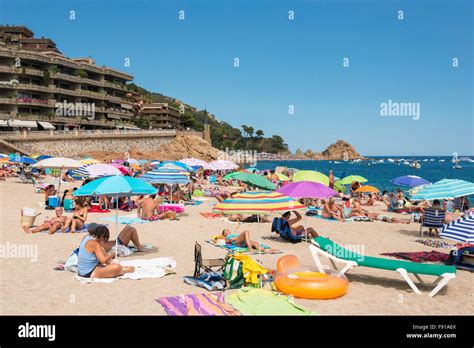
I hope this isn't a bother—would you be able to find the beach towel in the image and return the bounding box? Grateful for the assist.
[41,224,90,234]
[225,287,314,316]
[271,217,302,243]
[206,239,281,255]
[88,207,111,213]
[74,257,176,283]
[380,251,450,263]
[200,212,222,219]
[100,214,150,225]
[157,292,241,316]
[184,200,204,206]
[183,271,227,291]
[413,239,456,249]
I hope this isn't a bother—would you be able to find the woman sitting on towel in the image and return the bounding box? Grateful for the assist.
[77,224,135,278]
[281,211,319,238]
[322,197,345,221]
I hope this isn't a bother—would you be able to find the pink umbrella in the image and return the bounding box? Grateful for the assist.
[276,181,337,199]
[110,163,131,175]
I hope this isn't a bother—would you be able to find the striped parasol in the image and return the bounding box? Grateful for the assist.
[212,191,305,215]
[73,163,122,178]
[156,161,193,172]
[411,179,474,201]
[206,160,239,171]
[180,158,208,167]
[139,168,189,185]
[441,213,474,243]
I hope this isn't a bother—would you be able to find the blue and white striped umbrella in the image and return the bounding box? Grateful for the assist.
[139,168,189,185]
[441,213,474,243]
[73,163,122,178]
[411,179,474,201]
[155,161,193,172]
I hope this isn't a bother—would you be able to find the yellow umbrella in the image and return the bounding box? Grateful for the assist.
[79,158,101,165]
[276,172,291,181]
[355,185,379,193]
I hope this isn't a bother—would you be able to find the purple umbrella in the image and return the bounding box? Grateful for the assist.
[276,181,337,199]
[391,175,431,187]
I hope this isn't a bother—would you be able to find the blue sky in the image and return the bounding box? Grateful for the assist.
[1,0,472,155]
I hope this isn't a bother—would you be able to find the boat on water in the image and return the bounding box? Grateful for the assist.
[429,159,435,161]
[423,159,428,162]
[410,161,421,169]
[459,157,474,163]
[439,159,445,162]
[387,158,395,163]
[453,164,462,169]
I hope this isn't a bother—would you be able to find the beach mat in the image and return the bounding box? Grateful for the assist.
[157,292,241,316]
[100,214,151,225]
[225,287,315,316]
[206,239,282,255]
[380,251,450,263]
[413,239,456,249]
[74,257,176,283]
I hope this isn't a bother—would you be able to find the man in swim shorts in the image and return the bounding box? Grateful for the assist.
[23,207,66,234]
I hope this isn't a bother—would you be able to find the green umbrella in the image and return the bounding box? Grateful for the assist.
[223,171,244,180]
[231,172,276,190]
[292,170,329,185]
[336,175,368,186]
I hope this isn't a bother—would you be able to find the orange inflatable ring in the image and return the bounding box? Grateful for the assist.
[275,255,349,299]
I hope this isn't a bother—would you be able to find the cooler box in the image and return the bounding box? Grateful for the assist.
[63,198,75,211]
[48,196,60,208]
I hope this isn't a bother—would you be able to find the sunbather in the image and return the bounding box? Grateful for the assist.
[282,211,319,238]
[322,197,345,221]
[62,198,88,233]
[365,212,410,224]
[77,224,135,279]
[228,214,270,223]
[23,207,66,234]
[221,229,269,252]
[140,194,170,220]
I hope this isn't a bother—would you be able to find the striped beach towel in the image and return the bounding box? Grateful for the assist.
[157,292,241,316]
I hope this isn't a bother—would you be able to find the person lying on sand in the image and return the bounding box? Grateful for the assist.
[365,212,410,224]
[221,229,273,252]
[322,197,345,221]
[77,224,135,279]
[86,223,148,252]
[228,214,270,223]
[23,207,66,234]
[281,211,319,238]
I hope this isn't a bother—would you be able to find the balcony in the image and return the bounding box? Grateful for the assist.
[15,83,51,93]
[51,72,80,83]
[104,81,129,92]
[106,109,134,119]
[80,89,106,100]
[16,98,56,107]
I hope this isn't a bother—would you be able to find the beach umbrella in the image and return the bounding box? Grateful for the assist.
[213,191,305,215]
[355,185,379,193]
[229,172,276,190]
[391,175,431,187]
[276,181,337,199]
[150,160,160,166]
[180,158,208,167]
[206,160,239,171]
[112,159,124,164]
[408,184,429,197]
[0,153,7,158]
[156,161,192,172]
[79,158,101,165]
[33,157,82,199]
[223,171,245,180]
[109,163,131,175]
[74,176,157,258]
[127,158,139,165]
[411,179,474,201]
[9,155,36,165]
[73,163,122,178]
[275,173,291,181]
[336,175,368,186]
[139,168,189,185]
[441,214,474,243]
[138,159,149,165]
[213,191,305,263]
[292,170,329,185]
[36,155,52,161]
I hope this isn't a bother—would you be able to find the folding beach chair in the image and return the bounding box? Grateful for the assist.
[309,237,456,297]
[194,242,225,277]
[420,208,446,238]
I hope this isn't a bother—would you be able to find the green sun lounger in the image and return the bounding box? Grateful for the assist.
[310,237,456,297]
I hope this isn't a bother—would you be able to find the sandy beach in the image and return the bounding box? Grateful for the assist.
[1,178,472,316]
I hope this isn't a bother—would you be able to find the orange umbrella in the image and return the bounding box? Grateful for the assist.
[356,185,379,193]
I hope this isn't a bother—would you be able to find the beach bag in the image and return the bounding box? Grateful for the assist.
[20,208,41,228]
[223,254,245,289]
[446,246,474,272]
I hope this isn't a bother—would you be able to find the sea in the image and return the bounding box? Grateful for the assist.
[247,156,474,194]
